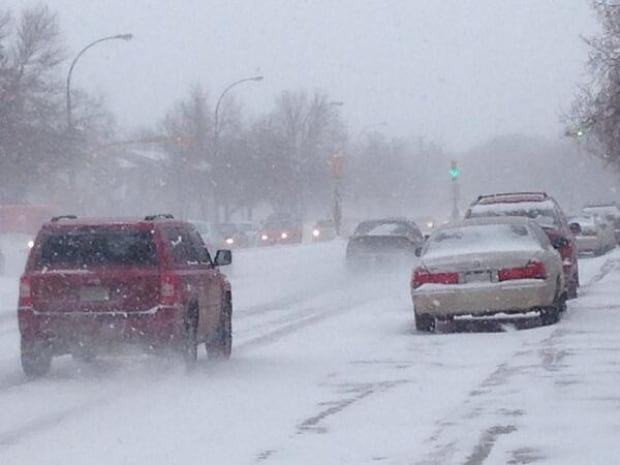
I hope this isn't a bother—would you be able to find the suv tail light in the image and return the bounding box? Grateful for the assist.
[498,260,546,281]
[19,275,32,307]
[160,272,179,305]
[412,267,459,288]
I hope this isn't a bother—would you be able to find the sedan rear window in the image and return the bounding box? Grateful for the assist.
[425,224,540,257]
[354,221,411,236]
[35,228,157,269]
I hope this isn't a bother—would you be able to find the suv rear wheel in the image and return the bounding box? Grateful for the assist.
[21,338,52,378]
[206,294,232,360]
[179,306,198,369]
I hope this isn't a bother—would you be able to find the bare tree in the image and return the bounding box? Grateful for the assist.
[160,84,212,218]
[568,1,620,170]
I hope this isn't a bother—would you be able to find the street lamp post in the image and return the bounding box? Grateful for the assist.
[65,33,133,130]
[211,75,263,221]
[213,75,264,159]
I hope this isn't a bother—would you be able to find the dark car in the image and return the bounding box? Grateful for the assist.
[346,218,424,269]
[18,214,233,377]
[464,191,580,299]
[258,213,303,245]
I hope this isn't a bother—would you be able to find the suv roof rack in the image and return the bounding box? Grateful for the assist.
[144,214,174,221]
[51,215,78,222]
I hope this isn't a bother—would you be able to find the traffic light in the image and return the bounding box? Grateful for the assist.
[449,160,459,179]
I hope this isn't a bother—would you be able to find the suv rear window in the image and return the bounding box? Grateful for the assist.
[467,201,559,228]
[35,228,157,269]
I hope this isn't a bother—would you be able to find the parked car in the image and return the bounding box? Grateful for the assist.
[582,202,620,244]
[17,214,233,377]
[346,218,425,269]
[569,215,616,256]
[311,219,338,242]
[464,191,579,299]
[411,216,566,332]
[258,213,303,245]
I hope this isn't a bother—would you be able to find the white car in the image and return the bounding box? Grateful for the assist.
[311,219,338,241]
[411,216,565,332]
[569,215,616,256]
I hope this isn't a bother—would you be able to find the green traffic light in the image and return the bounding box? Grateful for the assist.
[576,129,584,138]
[450,168,459,179]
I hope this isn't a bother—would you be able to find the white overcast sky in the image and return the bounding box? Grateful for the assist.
[9,0,598,150]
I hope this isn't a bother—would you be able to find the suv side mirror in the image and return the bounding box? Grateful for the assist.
[551,236,569,249]
[415,246,423,257]
[214,249,232,266]
[569,222,582,235]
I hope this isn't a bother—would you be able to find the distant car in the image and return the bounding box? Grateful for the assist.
[569,215,616,256]
[311,219,337,242]
[189,219,220,248]
[258,213,303,245]
[582,202,620,244]
[464,191,579,299]
[411,216,566,332]
[18,214,233,377]
[414,216,437,240]
[216,222,249,248]
[346,218,424,269]
[236,221,259,247]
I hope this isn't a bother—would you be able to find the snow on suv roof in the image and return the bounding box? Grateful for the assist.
[475,192,548,205]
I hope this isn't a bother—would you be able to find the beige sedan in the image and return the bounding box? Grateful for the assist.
[411,217,565,332]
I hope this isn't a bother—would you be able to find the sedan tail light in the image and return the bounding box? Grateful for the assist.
[412,267,459,288]
[498,260,546,281]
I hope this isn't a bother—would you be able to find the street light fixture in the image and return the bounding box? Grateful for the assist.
[65,33,133,130]
[213,75,264,157]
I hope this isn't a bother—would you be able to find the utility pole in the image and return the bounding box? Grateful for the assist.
[331,153,344,235]
[450,160,460,220]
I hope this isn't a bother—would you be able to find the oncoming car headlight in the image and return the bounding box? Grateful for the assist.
[225,237,234,245]
[281,231,288,240]
[261,234,269,241]
[27,240,35,249]
[312,229,320,237]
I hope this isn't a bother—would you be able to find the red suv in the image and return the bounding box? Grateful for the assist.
[18,214,233,377]
[464,192,579,299]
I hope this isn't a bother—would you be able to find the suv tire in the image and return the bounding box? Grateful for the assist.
[179,306,198,369]
[206,295,232,360]
[21,338,52,378]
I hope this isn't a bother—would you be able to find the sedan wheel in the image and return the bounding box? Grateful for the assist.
[415,312,436,333]
[540,306,560,326]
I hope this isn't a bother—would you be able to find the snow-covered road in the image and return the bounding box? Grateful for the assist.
[0,240,618,464]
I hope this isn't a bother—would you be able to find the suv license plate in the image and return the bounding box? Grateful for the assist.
[80,286,109,302]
